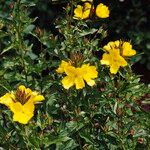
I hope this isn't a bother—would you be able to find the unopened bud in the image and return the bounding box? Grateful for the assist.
[0,20,4,29]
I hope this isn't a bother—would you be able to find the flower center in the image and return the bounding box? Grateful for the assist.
[16,89,31,105]
[69,52,84,67]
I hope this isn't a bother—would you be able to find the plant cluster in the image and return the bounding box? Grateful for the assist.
[0,0,149,149]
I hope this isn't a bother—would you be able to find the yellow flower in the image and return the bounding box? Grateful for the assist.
[56,60,71,73]
[101,40,136,74]
[0,85,45,124]
[57,61,98,89]
[96,3,110,18]
[73,2,92,20]
[101,48,127,74]
[74,1,110,20]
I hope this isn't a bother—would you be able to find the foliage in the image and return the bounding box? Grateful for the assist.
[0,0,149,149]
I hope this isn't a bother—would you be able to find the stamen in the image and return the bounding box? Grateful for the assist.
[16,89,30,105]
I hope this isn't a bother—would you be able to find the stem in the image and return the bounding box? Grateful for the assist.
[15,1,28,84]
[68,0,74,26]
[20,125,30,150]
[76,132,82,150]
[0,84,10,92]
[117,115,126,150]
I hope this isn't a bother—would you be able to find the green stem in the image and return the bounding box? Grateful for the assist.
[20,124,30,150]
[0,84,10,92]
[15,1,28,84]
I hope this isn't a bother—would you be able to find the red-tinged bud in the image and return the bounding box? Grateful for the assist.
[138,138,144,144]
[9,2,14,9]
[35,27,43,37]
[129,129,135,135]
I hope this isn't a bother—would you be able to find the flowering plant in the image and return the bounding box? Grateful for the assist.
[0,0,149,149]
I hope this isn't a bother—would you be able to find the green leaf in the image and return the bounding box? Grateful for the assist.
[1,45,14,54]
[79,28,98,37]
[79,132,94,145]
[23,24,35,33]
[113,101,118,115]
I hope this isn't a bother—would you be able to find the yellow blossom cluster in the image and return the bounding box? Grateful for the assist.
[74,0,110,20]
[56,60,98,89]
[101,40,136,74]
[56,41,136,89]
[0,85,45,124]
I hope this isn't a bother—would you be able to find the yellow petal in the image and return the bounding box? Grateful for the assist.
[100,53,111,65]
[61,76,74,89]
[31,92,45,102]
[64,66,76,76]
[18,85,26,91]
[75,77,85,89]
[118,56,128,67]
[122,42,136,56]
[114,40,120,47]
[86,66,98,78]
[11,101,34,124]
[56,60,71,73]
[82,64,98,86]
[101,48,128,74]
[85,79,95,86]
[110,64,120,74]
[73,3,91,20]
[25,88,32,95]
[74,5,83,20]
[18,85,32,97]
[103,45,111,52]
[23,100,35,114]
[12,112,33,124]
[0,93,15,107]
[103,41,116,52]
[103,41,121,52]
[82,2,91,19]
[96,3,110,18]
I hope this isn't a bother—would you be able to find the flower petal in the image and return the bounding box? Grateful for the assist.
[85,79,96,86]
[11,101,34,124]
[110,64,120,74]
[100,53,111,65]
[118,56,128,67]
[64,66,76,76]
[61,76,74,89]
[73,3,91,20]
[75,77,85,89]
[0,93,15,107]
[74,5,83,20]
[122,42,136,56]
[82,2,91,19]
[56,60,71,73]
[82,64,98,86]
[31,92,45,102]
[23,100,35,114]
